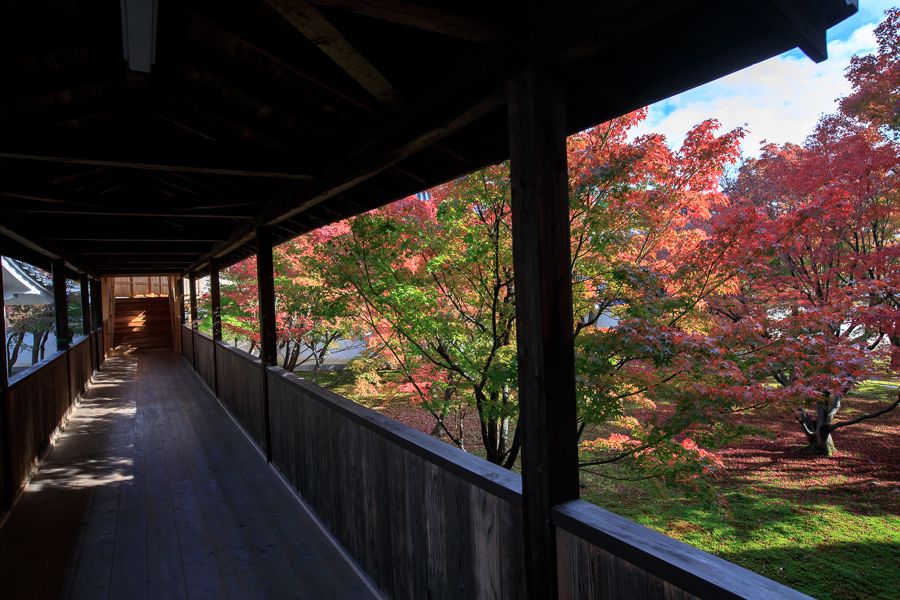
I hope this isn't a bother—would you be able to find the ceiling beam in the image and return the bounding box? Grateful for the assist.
[309,0,501,44]
[0,151,313,179]
[159,53,344,145]
[265,0,407,112]
[0,221,90,275]
[0,134,317,179]
[151,85,294,149]
[0,205,254,219]
[172,2,380,115]
[186,0,700,274]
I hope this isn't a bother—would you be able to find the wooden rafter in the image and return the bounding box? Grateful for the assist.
[160,53,344,144]
[309,0,501,44]
[0,135,317,179]
[265,0,407,112]
[151,85,292,149]
[150,111,219,141]
[0,206,253,219]
[172,1,380,115]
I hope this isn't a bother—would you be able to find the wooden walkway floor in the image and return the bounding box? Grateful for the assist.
[0,352,380,600]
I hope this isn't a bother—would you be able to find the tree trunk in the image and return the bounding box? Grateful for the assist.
[430,411,447,437]
[7,332,24,376]
[37,330,49,361]
[284,342,301,372]
[889,334,900,371]
[795,396,840,457]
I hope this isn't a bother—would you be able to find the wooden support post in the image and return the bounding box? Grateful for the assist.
[90,279,102,334]
[508,67,580,600]
[210,259,222,342]
[90,278,103,369]
[52,259,69,352]
[0,239,13,510]
[51,259,73,408]
[188,272,198,371]
[80,273,91,337]
[101,277,112,356]
[210,257,221,396]
[256,227,276,461]
[188,272,199,328]
[177,277,186,325]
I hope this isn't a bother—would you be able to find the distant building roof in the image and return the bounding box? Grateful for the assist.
[2,258,52,305]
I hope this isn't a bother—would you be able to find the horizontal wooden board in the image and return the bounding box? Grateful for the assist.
[553,500,815,600]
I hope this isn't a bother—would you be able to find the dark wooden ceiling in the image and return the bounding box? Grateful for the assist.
[0,0,857,277]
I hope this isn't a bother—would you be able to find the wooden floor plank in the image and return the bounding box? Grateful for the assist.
[0,352,380,600]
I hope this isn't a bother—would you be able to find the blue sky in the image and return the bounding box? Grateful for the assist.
[631,2,897,156]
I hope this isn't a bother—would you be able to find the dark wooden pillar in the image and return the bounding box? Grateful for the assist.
[80,273,91,336]
[177,277,186,325]
[90,279,102,334]
[508,67,580,600]
[0,243,8,385]
[210,259,222,342]
[209,258,221,396]
[188,272,198,328]
[90,278,103,369]
[0,240,13,509]
[256,227,276,461]
[52,259,69,352]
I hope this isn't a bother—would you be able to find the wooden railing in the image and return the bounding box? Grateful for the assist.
[181,325,813,600]
[216,342,266,449]
[193,330,215,391]
[1,330,105,513]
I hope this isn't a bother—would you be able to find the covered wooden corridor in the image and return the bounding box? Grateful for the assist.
[0,1,860,597]
[0,351,378,600]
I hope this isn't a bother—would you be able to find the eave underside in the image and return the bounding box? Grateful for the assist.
[0,0,857,277]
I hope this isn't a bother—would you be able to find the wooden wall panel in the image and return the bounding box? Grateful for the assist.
[553,501,815,600]
[193,330,215,389]
[266,367,526,600]
[0,390,6,509]
[215,344,266,449]
[5,352,70,492]
[90,331,99,372]
[181,325,193,363]
[69,336,93,402]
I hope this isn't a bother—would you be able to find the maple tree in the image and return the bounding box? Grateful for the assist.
[5,303,54,375]
[715,112,900,456]
[842,7,900,135]
[4,266,84,375]
[566,112,766,491]
[273,232,363,381]
[317,177,520,466]
[310,111,765,488]
[210,227,362,382]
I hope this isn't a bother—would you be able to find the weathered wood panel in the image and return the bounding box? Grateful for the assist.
[0,389,6,510]
[215,343,266,449]
[193,330,215,390]
[267,367,526,600]
[181,324,194,364]
[69,335,93,402]
[553,500,815,600]
[90,330,99,372]
[5,351,70,493]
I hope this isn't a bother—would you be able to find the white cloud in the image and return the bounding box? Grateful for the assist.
[630,7,889,157]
